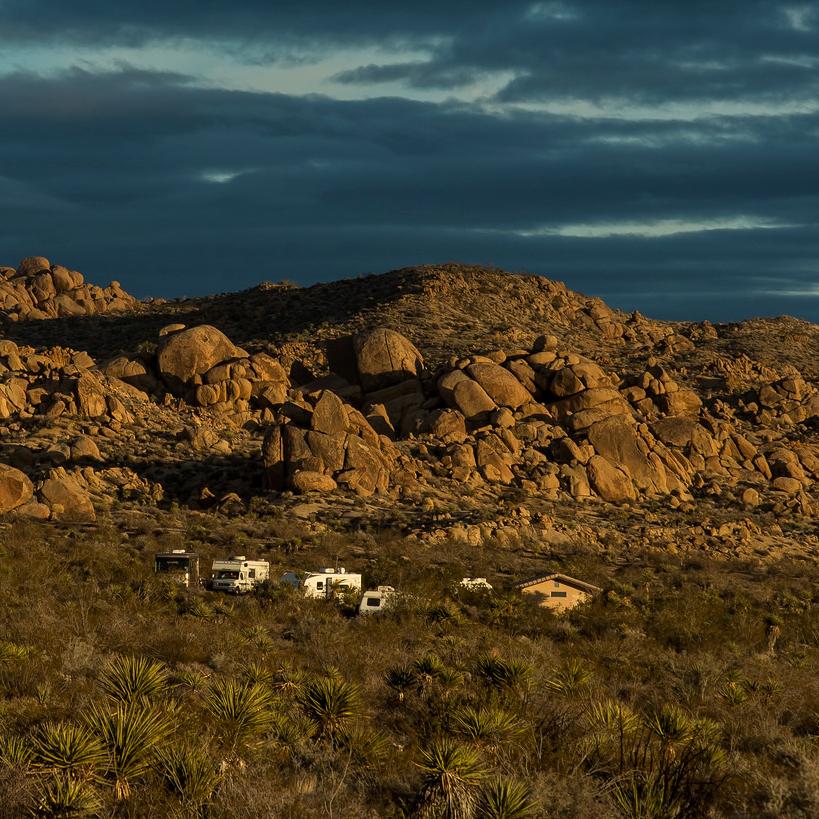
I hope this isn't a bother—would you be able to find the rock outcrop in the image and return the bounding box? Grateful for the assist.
[1,256,138,321]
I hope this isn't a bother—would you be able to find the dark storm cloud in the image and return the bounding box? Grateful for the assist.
[1,66,818,320]
[2,2,817,106]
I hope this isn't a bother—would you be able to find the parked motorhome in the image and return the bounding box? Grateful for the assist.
[358,585,398,615]
[459,577,493,591]
[210,556,270,594]
[281,567,362,600]
[154,550,199,588]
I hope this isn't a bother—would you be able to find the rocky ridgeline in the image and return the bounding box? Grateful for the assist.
[0,256,138,321]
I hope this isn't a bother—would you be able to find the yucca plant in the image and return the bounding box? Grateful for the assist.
[544,659,591,696]
[156,743,222,812]
[718,681,749,706]
[201,679,275,751]
[451,706,524,750]
[336,723,391,768]
[241,661,274,687]
[415,738,485,819]
[0,733,33,768]
[35,773,102,818]
[0,641,33,662]
[414,655,448,694]
[298,676,359,743]
[98,655,169,704]
[271,663,307,699]
[475,655,530,694]
[84,702,174,800]
[476,777,534,819]
[31,722,107,777]
[385,665,418,703]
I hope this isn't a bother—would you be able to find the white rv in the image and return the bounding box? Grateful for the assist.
[154,550,200,588]
[281,567,362,600]
[459,577,493,591]
[358,585,398,616]
[210,556,270,594]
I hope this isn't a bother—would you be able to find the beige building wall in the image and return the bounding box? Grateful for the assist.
[521,578,592,612]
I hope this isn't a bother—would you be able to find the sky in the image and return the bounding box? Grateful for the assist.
[1,1,818,321]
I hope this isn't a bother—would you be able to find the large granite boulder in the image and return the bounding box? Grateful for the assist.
[0,464,34,513]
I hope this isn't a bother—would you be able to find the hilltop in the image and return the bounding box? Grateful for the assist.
[1,256,818,817]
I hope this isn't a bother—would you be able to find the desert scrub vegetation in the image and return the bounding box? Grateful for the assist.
[0,521,817,816]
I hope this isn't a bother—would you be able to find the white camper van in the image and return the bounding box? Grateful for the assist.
[358,585,398,616]
[281,567,362,600]
[210,556,270,594]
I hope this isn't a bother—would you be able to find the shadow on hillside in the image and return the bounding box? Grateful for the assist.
[0,268,426,362]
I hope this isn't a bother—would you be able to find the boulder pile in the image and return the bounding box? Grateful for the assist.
[257,327,818,512]
[0,340,134,424]
[102,324,291,425]
[262,388,398,497]
[0,256,138,321]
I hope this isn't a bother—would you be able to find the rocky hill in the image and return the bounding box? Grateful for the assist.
[1,255,139,321]
[0,257,817,563]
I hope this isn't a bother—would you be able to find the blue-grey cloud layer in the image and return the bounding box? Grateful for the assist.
[0,2,817,320]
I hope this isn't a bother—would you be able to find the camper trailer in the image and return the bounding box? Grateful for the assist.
[358,585,398,616]
[210,556,270,594]
[281,567,362,600]
[154,550,199,588]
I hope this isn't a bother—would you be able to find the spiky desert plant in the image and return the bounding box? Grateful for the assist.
[98,655,169,704]
[475,655,530,694]
[31,722,106,777]
[476,777,534,819]
[451,706,524,750]
[414,655,447,694]
[0,641,33,662]
[271,662,307,698]
[84,702,173,800]
[544,659,591,696]
[415,738,485,819]
[241,661,274,687]
[385,665,418,703]
[298,676,359,743]
[201,679,275,750]
[156,743,222,811]
[35,773,102,818]
[336,723,391,768]
[0,733,33,768]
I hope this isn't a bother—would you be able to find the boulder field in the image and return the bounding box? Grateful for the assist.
[1,261,817,528]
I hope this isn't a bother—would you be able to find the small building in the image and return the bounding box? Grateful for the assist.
[517,573,601,612]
